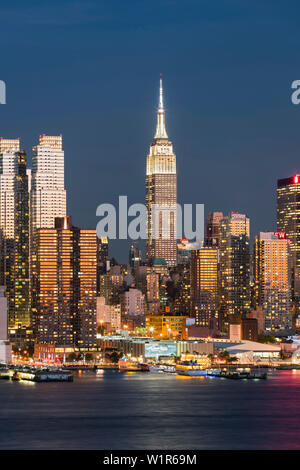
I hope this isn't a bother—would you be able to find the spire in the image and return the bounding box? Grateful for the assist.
[154,76,168,139]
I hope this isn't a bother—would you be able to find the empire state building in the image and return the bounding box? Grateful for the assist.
[146,79,177,267]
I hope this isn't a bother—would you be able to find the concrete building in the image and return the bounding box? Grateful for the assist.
[145,314,188,339]
[96,296,121,331]
[229,317,258,342]
[121,288,145,316]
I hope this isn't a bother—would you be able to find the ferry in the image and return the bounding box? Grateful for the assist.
[176,361,208,377]
[176,353,211,377]
[12,367,73,382]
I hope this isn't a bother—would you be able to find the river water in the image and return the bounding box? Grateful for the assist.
[0,369,299,449]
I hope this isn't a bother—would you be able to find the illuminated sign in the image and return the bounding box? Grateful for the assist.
[294,175,299,184]
[274,232,286,239]
[145,342,176,359]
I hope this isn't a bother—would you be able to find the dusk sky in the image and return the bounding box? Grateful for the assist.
[1,0,300,261]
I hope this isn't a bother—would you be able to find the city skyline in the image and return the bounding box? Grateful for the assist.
[2,1,300,454]
[2,1,300,262]
[2,82,300,264]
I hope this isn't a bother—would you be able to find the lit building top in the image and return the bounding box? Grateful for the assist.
[146,77,176,175]
[38,134,63,150]
[0,138,20,153]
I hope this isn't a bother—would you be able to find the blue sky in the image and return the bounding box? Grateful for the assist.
[1,0,300,261]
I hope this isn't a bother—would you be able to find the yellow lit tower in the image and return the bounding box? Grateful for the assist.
[254,232,291,331]
[146,78,177,267]
[277,175,300,300]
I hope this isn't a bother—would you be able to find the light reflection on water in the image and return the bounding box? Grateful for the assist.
[0,369,300,450]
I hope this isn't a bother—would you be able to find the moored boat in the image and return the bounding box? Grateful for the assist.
[176,361,208,377]
[118,359,149,372]
[0,368,11,380]
[12,368,73,382]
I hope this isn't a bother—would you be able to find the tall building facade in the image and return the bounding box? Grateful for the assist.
[32,217,97,347]
[0,138,20,291]
[12,150,30,330]
[190,248,218,327]
[97,236,108,294]
[30,134,66,255]
[254,232,290,331]
[277,175,300,299]
[205,212,223,247]
[146,79,177,267]
[0,140,30,339]
[219,212,250,329]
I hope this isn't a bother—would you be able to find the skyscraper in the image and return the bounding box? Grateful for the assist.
[12,150,30,330]
[219,212,250,329]
[277,175,300,299]
[0,138,20,288]
[0,137,20,153]
[254,232,290,331]
[32,217,97,347]
[30,134,66,254]
[205,212,223,247]
[190,248,218,327]
[146,78,177,267]
[0,140,30,341]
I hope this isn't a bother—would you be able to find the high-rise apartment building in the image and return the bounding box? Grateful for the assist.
[32,217,97,347]
[190,248,218,327]
[0,139,20,258]
[97,236,108,294]
[0,141,19,307]
[0,140,30,340]
[205,212,223,247]
[0,137,20,153]
[254,232,290,331]
[121,287,145,316]
[30,134,66,251]
[277,175,300,299]
[146,79,177,267]
[219,212,250,329]
[12,150,30,330]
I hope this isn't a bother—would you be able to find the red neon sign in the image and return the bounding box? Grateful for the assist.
[294,175,299,184]
[274,232,286,239]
